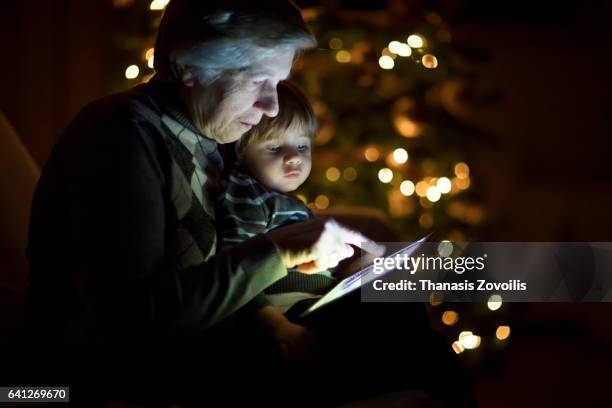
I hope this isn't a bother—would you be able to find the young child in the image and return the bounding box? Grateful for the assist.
[217,81,336,359]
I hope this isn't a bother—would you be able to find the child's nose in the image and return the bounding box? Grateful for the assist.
[284,151,302,165]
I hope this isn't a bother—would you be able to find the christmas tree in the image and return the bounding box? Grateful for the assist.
[292,1,511,370]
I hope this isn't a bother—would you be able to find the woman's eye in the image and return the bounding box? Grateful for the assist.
[252,79,265,85]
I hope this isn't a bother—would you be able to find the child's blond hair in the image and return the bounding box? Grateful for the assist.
[236,81,316,157]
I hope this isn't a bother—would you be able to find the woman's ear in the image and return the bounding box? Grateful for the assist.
[178,65,196,87]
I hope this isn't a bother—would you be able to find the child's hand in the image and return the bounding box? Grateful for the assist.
[271,319,316,366]
[256,306,317,367]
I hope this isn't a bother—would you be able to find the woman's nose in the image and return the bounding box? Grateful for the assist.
[254,84,279,117]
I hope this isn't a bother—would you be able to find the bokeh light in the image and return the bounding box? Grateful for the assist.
[415,181,429,197]
[343,167,357,181]
[392,148,409,164]
[496,325,511,340]
[461,333,481,350]
[442,310,459,326]
[426,186,442,202]
[454,162,470,179]
[378,168,394,183]
[487,294,503,311]
[326,167,341,182]
[329,38,343,49]
[144,48,154,60]
[379,55,395,69]
[422,54,438,69]
[407,34,424,48]
[336,50,351,63]
[437,240,454,257]
[150,0,169,10]
[388,41,403,54]
[437,177,452,193]
[314,195,330,210]
[125,65,140,79]
[400,180,415,196]
[364,147,380,162]
[396,43,412,57]
[419,213,433,229]
[393,116,420,138]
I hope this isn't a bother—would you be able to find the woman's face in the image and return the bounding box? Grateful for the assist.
[242,125,312,193]
[184,50,295,144]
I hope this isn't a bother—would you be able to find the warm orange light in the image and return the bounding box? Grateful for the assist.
[452,341,464,354]
[422,54,438,69]
[315,195,330,210]
[419,213,433,229]
[454,162,470,179]
[343,167,357,181]
[336,50,351,63]
[442,311,459,326]
[145,48,155,61]
[326,167,341,182]
[364,147,380,162]
[329,38,343,49]
[393,116,420,138]
[415,181,429,197]
[496,326,511,340]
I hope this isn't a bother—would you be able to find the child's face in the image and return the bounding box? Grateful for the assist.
[242,126,312,193]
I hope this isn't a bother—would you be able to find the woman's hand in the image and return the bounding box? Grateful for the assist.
[267,217,385,274]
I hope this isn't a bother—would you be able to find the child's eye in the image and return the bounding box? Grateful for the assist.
[252,79,265,85]
[297,145,309,151]
[267,146,281,153]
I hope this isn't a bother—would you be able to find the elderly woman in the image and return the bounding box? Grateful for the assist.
[27,0,364,341]
[24,0,475,406]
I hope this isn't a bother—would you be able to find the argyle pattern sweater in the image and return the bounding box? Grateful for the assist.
[25,77,287,341]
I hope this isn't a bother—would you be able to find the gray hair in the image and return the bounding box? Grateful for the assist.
[154,0,316,85]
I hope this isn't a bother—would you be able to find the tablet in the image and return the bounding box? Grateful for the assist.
[299,234,431,318]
